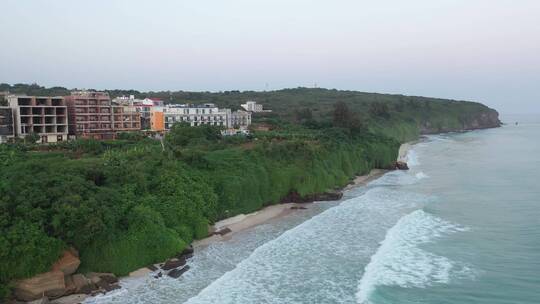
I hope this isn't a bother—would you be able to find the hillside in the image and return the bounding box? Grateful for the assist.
[0,83,500,301]
[0,84,501,142]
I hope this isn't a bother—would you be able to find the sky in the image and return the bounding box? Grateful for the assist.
[1,0,539,114]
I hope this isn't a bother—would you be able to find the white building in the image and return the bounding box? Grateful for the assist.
[240,100,272,113]
[163,103,231,129]
[151,103,252,130]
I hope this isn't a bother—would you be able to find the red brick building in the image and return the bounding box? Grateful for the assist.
[66,91,140,139]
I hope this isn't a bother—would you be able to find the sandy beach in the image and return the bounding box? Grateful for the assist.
[129,143,411,277]
[194,166,400,248]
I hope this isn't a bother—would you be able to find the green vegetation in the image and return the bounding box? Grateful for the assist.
[0,122,398,299]
[0,83,500,300]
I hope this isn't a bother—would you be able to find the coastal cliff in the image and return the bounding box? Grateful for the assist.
[420,107,501,134]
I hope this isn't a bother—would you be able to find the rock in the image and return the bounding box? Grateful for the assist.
[86,273,118,285]
[154,272,163,279]
[64,276,77,295]
[290,206,307,210]
[95,280,120,292]
[280,191,342,204]
[214,227,232,236]
[49,294,87,304]
[27,297,49,304]
[167,266,190,278]
[313,192,343,201]
[51,250,80,276]
[395,161,409,170]
[181,245,194,256]
[70,274,95,295]
[14,271,66,301]
[162,257,186,271]
[147,264,159,271]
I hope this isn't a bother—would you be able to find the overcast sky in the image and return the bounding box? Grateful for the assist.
[1,0,539,114]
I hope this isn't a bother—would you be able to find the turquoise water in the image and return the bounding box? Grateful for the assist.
[87,123,540,304]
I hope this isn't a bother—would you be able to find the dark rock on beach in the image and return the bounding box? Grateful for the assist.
[387,161,409,170]
[162,258,186,271]
[214,227,232,236]
[280,191,343,204]
[167,266,191,279]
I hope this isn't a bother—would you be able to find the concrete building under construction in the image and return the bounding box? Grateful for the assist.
[65,91,141,139]
[7,95,69,143]
[0,107,14,143]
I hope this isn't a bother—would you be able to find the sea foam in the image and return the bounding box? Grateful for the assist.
[356,210,469,304]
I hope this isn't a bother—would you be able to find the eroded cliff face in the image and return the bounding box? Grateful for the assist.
[420,108,501,135]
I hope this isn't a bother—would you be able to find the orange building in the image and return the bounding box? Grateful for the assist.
[150,110,165,131]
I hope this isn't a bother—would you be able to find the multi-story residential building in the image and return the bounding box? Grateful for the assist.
[112,96,164,130]
[0,107,14,143]
[7,95,69,143]
[66,91,141,139]
[230,110,251,128]
[161,103,231,130]
[150,103,252,132]
[241,101,271,112]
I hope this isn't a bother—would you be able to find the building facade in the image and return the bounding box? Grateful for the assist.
[0,107,14,143]
[66,91,141,140]
[240,100,270,112]
[161,103,231,130]
[112,96,164,130]
[7,95,69,143]
[230,110,251,128]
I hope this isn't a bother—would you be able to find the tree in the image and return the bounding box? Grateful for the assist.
[332,101,352,128]
[295,108,313,123]
[369,102,391,119]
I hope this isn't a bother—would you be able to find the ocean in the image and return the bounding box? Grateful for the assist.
[86,121,540,304]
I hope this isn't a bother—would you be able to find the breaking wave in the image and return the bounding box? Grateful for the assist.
[356,210,470,304]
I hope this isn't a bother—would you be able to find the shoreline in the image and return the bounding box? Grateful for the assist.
[95,143,413,301]
[194,167,390,249]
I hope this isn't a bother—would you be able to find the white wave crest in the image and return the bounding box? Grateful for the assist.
[405,149,420,167]
[415,172,429,180]
[356,210,469,304]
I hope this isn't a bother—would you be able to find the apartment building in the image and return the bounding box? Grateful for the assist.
[0,107,14,143]
[7,96,69,143]
[66,91,141,140]
[112,95,164,129]
[161,103,231,130]
[230,110,251,128]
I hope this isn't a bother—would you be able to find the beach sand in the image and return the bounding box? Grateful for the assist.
[131,143,411,276]
[194,166,392,249]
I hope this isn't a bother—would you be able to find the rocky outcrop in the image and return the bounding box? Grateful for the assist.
[51,250,80,276]
[70,274,94,295]
[162,258,186,271]
[420,109,501,134]
[167,266,190,279]
[387,161,409,170]
[14,271,66,301]
[280,191,343,204]
[213,227,232,236]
